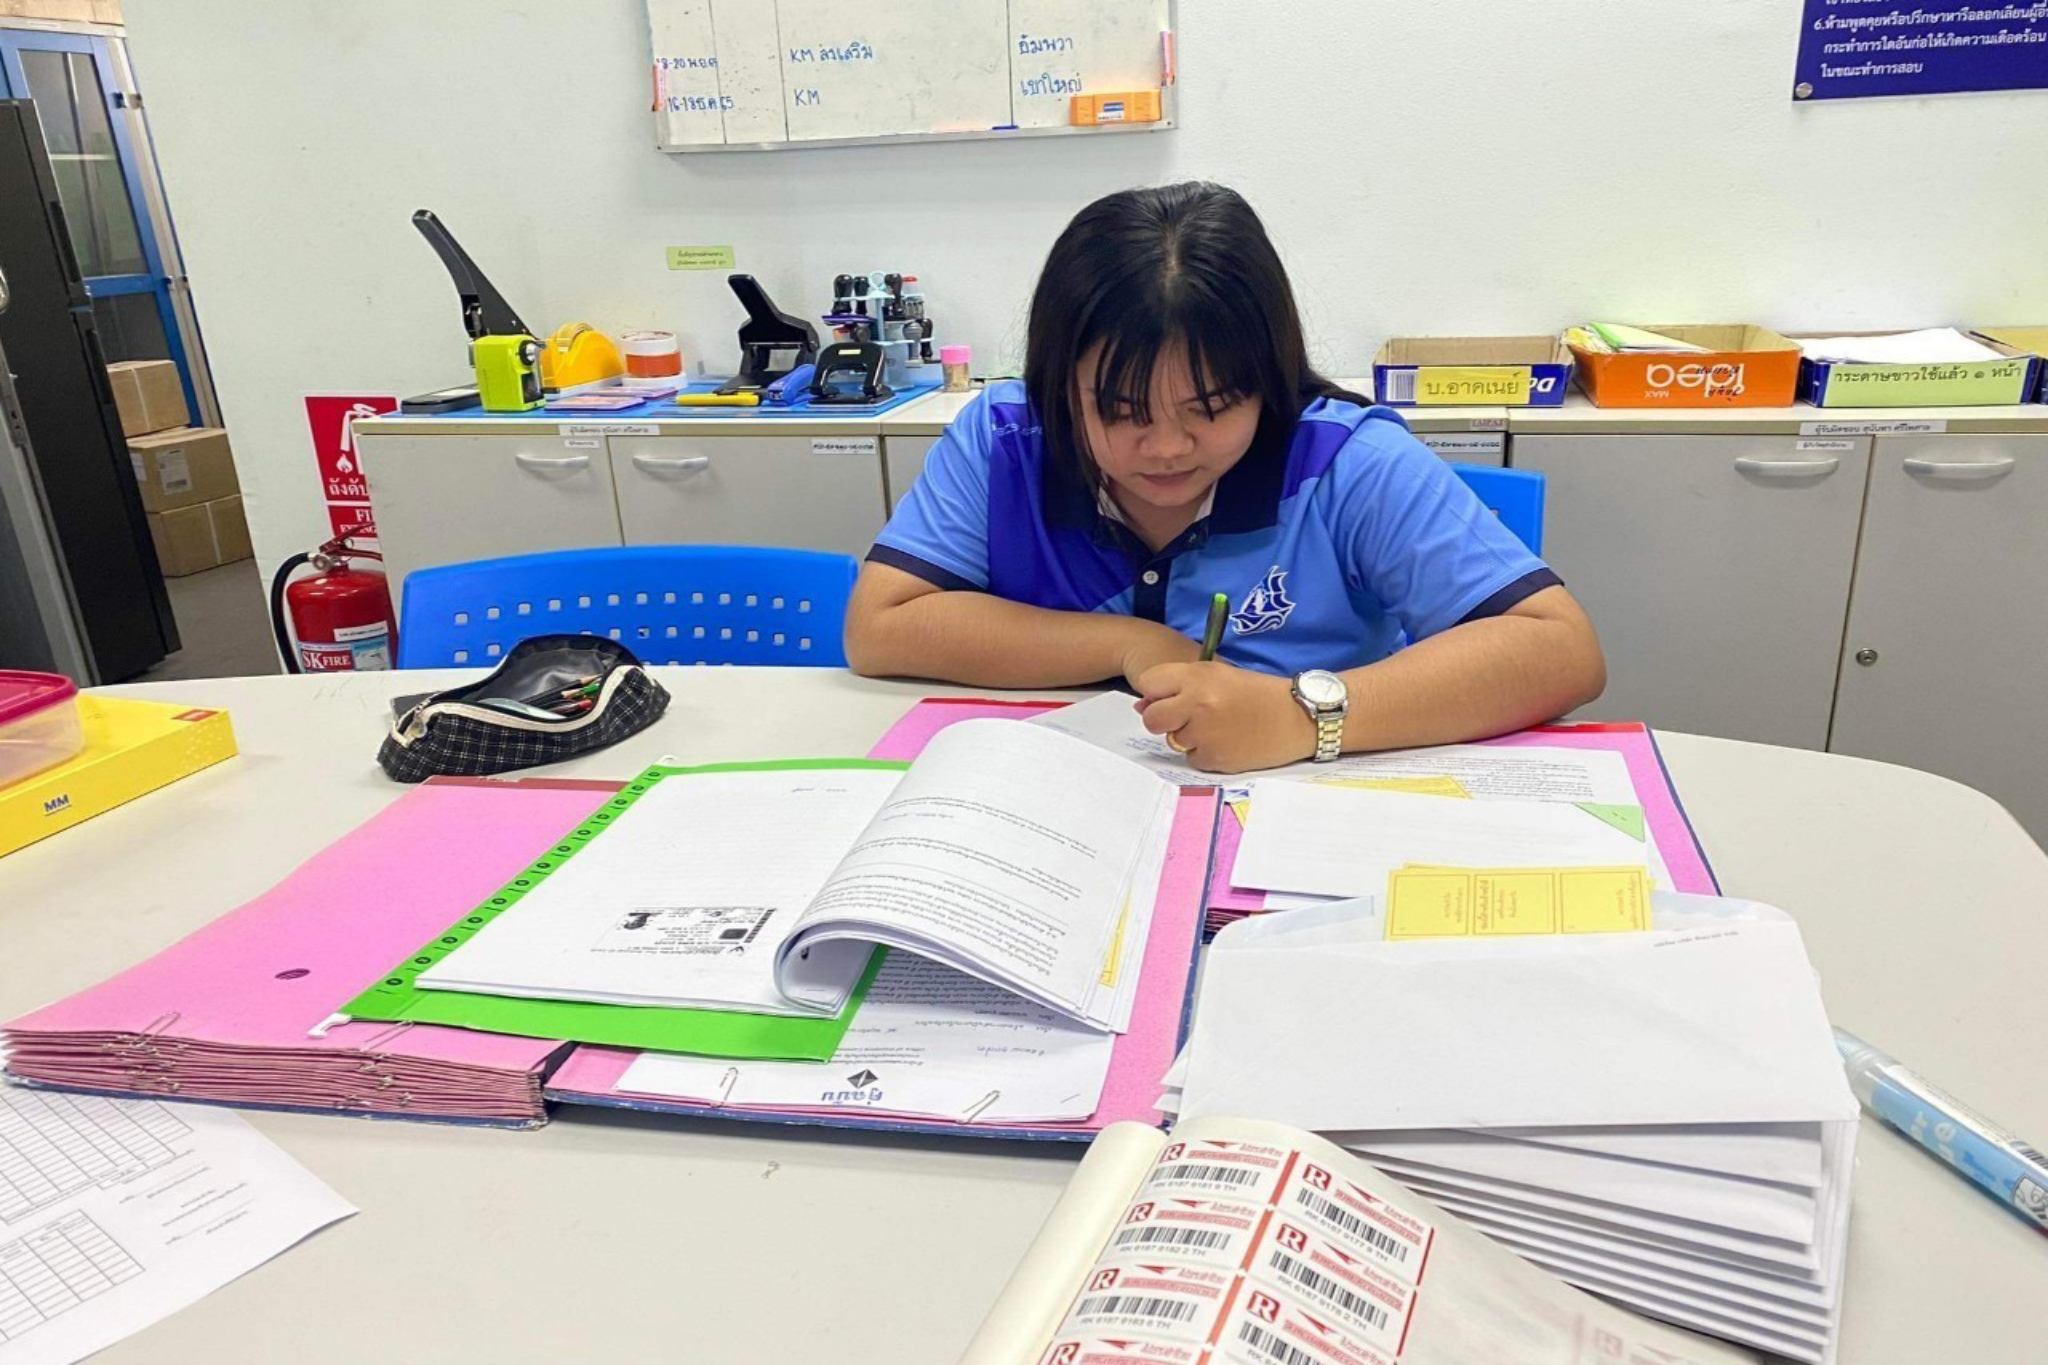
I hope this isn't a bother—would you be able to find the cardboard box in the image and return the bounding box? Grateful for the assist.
[1972,328,2048,402]
[147,494,252,578]
[1796,331,2039,408]
[1372,336,1574,407]
[0,696,236,859]
[129,426,239,513]
[1568,324,1803,409]
[105,359,190,437]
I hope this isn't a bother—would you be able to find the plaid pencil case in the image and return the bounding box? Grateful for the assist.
[377,635,670,782]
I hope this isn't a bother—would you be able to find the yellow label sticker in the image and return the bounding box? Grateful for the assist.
[1416,366,1533,405]
[1386,865,1651,940]
[667,245,736,270]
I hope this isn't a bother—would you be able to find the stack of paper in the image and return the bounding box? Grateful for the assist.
[1567,323,1711,353]
[1796,326,2005,364]
[545,711,1224,1142]
[1026,691,1717,931]
[1167,894,1859,1362]
[1230,778,1665,898]
[3,779,602,1127]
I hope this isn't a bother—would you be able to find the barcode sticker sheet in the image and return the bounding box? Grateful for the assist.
[1044,1137,1435,1365]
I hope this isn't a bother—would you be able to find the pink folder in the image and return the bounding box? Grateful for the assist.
[545,703,1217,1141]
[4,777,619,1127]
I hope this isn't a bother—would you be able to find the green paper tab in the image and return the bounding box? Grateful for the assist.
[667,245,736,270]
[1575,802,1647,842]
[341,759,909,1059]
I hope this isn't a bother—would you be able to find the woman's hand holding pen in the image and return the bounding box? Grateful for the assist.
[1130,662,1316,774]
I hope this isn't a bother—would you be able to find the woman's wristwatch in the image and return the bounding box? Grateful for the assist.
[1290,670,1349,763]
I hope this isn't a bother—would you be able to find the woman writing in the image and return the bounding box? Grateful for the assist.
[846,182,1604,773]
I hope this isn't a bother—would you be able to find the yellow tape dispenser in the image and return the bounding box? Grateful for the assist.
[540,323,625,392]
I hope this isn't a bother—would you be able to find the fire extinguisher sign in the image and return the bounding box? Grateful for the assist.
[303,394,398,543]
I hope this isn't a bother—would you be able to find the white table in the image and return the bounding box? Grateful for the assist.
[3,670,2043,1363]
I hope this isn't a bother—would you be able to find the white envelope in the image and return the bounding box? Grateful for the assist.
[1232,778,1657,898]
[1337,1130,1821,1240]
[1476,1121,1826,1188]
[1418,1192,1835,1308]
[1178,918,1858,1131]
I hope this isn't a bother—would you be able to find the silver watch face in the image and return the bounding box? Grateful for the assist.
[1296,670,1345,710]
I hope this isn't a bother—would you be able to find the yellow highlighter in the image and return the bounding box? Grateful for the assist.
[674,391,761,407]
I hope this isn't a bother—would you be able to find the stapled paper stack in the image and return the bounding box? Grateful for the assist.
[2,778,613,1127]
[1166,894,1859,1363]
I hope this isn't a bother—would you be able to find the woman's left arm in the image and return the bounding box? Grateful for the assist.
[1131,585,1606,773]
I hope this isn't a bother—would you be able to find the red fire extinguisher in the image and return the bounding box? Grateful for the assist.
[268,525,398,673]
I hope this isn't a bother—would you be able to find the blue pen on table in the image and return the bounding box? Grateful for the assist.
[1835,1028,2048,1233]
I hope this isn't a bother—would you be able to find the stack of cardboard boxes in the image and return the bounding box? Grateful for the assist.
[107,360,252,578]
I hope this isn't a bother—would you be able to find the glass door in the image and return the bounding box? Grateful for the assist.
[0,29,197,418]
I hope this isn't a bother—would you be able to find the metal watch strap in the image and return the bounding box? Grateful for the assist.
[1312,710,1344,763]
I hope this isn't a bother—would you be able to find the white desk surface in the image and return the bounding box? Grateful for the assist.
[4,669,2043,1364]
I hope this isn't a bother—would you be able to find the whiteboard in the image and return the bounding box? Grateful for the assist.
[647,0,1176,151]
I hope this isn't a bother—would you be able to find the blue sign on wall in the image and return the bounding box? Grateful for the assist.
[1795,2,2048,100]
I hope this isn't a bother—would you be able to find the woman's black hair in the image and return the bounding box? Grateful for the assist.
[1024,182,1358,486]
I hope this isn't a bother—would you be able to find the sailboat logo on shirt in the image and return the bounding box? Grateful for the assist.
[1230,567,1296,636]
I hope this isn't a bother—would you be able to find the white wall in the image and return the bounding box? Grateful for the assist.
[124,0,2048,572]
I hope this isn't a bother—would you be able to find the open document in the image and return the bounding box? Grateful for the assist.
[415,721,1179,1033]
[1033,692,1646,801]
[614,954,1118,1124]
[958,1115,1757,1365]
[0,1084,352,1365]
[1231,780,1661,900]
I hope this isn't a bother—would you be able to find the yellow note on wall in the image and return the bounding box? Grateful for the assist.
[1415,366,1532,405]
[1386,865,1651,940]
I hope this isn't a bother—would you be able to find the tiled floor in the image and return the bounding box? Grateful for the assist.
[143,559,282,681]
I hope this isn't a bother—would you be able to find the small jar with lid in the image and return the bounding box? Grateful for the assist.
[939,345,973,393]
[621,330,683,379]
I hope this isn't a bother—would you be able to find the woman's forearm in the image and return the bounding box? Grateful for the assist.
[847,588,1190,688]
[1338,591,1606,752]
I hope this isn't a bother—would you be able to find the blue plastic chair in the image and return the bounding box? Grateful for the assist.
[395,546,859,669]
[1449,463,1545,556]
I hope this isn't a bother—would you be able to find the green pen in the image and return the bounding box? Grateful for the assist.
[1200,591,1229,662]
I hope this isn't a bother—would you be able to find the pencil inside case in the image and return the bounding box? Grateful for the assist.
[378,635,671,782]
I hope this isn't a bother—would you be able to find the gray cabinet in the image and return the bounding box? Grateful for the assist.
[1512,433,1873,749]
[885,434,939,510]
[1829,435,2048,839]
[361,433,624,623]
[608,435,888,556]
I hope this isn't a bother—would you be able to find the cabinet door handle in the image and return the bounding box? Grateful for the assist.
[1733,455,1839,478]
[1903,455,2015,482]
[512,452,591,472]
[631,453,712,475]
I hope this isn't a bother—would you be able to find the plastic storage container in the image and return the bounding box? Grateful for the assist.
[620,330,683,379]
[0,671,84,790]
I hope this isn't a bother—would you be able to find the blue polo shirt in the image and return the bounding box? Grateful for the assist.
[867,381,1559,676]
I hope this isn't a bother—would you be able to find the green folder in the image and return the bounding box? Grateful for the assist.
[340,759,909,1059]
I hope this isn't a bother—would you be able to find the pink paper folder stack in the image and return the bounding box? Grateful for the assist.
[3,777,612,1128]
[545,699,1216,1141]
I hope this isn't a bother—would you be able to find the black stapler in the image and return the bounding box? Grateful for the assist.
[717,275,819,394]
[808,340,891,405]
